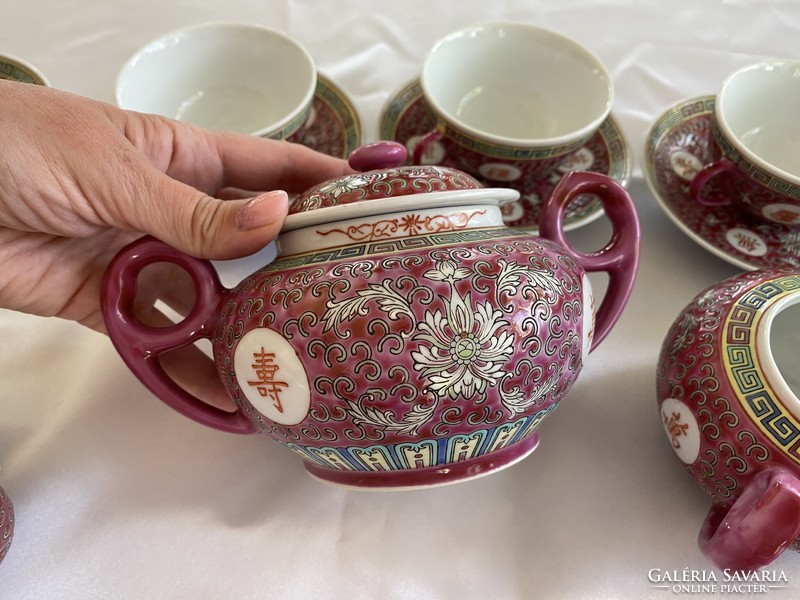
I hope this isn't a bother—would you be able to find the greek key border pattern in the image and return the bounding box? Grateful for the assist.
[380,79,421,141]
[283,405,555,472]
[711,122,800,200]
[648,97,716,153]
[599,116,630,186]
[440,121,590,160]
[264,103,312,141]
[315,75,361,152]
[265,226,535,271]
[723,275,800,463]
[643,96,715,185]
[0,59,46,85]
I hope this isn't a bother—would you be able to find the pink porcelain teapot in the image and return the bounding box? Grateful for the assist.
[102,142,640,489]
[657,269,800,570]
[0,485,13,565]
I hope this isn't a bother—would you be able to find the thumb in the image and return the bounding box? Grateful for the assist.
[123,174,289,260]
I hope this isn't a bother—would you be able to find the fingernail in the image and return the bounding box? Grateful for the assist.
[235,190,289,231]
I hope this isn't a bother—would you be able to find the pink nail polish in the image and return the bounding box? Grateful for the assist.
[235,190,289,231]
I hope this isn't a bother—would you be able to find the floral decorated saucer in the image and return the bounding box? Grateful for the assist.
[379,79,631,230]
[644,96,800,270]
[296,75,362,159]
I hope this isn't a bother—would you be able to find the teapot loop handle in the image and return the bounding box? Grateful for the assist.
[100,236,257,434]
[698,467,800,571]
[539,171,640,351]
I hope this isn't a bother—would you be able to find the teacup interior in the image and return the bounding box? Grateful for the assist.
[0,53,50,86]
[117,24,316,136]
[767,296,800,405]
[719,62,800,177]
[421,23,612,145]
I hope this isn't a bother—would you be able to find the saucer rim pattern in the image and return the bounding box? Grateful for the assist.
[644,95,800,271]
[0,55,48,86]
[378,78,632,232]
[304,74,362,159]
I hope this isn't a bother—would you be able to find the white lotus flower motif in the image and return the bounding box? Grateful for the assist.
[319,175,370,199]
[422,259,471,283]
[412,288,514,400]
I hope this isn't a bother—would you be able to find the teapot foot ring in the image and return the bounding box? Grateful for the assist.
[302,431,541,491]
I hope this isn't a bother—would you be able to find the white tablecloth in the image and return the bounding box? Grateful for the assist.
[2,1,799,598]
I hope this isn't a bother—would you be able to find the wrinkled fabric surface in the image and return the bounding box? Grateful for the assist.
[2,1,799,598]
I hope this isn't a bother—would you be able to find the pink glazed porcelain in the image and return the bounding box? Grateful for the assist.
[657,269,800,570]
[102,142,639,490]
[0,486,13,565]
[688,62,800,227]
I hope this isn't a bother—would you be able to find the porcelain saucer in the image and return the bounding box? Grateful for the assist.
[379,79,631,230]
[644,96,800,271]
[297,75,362,159]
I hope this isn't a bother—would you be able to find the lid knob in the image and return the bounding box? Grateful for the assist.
[348,141,408,172]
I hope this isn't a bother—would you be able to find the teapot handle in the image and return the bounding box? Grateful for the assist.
[539,171,640,351]
[101,236,257,434]
[698,467,800,571]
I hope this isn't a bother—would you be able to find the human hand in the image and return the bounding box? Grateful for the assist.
[0,80,351,407]
[0,79,351,329]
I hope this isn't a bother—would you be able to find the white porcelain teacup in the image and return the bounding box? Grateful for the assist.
[0,52,49,86]
[690,61,800,226]
[116,22,317,140]
[412,22,613,186]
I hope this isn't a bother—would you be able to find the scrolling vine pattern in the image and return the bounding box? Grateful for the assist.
[215,233,586,471]
[319,256,566,434]
[657,271,781,503]
[316,210,486,243]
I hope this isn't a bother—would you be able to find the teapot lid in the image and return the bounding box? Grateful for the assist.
[282,142,519,232]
